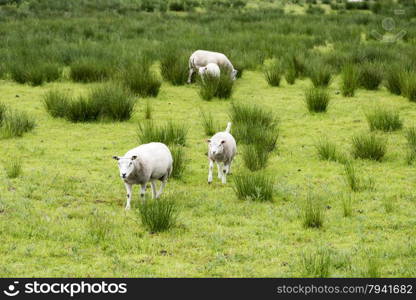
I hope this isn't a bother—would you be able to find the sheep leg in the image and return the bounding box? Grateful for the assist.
[150,181,157,199]
[124,182,132,210]
[227,161,232,175]
[222,163,228,184]
[187,68,194,84]
[140,184,146,203]
[208,159,214,184]
[217,162,223,179]
[156,178,167,198]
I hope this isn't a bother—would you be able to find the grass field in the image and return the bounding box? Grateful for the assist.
[1,0,416,277]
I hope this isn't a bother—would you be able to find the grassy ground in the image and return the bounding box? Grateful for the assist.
[1,69,416,277]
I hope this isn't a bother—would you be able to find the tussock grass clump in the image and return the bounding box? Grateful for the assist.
[0,107,35,139]
[10,61,62,86]
[242,144,270,171]
[285,63,297,85]
[4,159,22,179]
[89,84,135,121]
[199,74,219,101]
[301,192,324,229]
[405,127,416,164]
[233,172,274,202]
[121,63,161,97]
[215,68,234,99]
[400,70,416,102]
[88,211,112,243]
[344,160,374,192]
[366,107,402,132]
[230,102,279,155]
[315,138,346,163]
[170,146,185,179]
[342,193,353,217]
[44,84,135,122]
[70,58,111,83]
[385,66,403,95]
[263,60,284,87]
[351,133,387,161]
[138,198,178,233]
[307,62,332,87]
[359,62,383,90]
[341,63,360,97]
[305,87,330,113]
[363,257,381,278]
[160,50,188,85]
[301,248,331,278]
[200,110,218,136]
[43,90,71,118]
[138,121,188,146]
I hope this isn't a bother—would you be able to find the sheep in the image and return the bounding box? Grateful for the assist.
[113,142,173,210]
[207,122,237,184]
[198,63,221,80]
[188,50,237,84]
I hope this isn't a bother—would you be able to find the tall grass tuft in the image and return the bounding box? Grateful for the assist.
[305,87,330,113]
[170,146,186,179]
[160,49,188,85]
[359,62,383,90]
[301,248,331,278]
[344,160,374,192]
[200,110,218,136]
[4,159,22,179]
[342,193,353,217]
[285,64,297,85]
[43,90,71,118]
[263,60,284,87]
[341,63,359,97]
[198,74,219,101]
[88,211,112,243]
[121,62,161,97]
[385,66,403,95]
[138,121,188,146]
[65,96,101,123]
[233,172,274,202]
[400,70,416,102]
[242,144,270,171]
[70,58,111,83]
[365,107,402,132]
[351,133,387,161]
[301,192,324,229]
[138,198,177,233]
[10,61,62,86]
[88,84,135,121]
[215,68,234,99]
[307,61,332,87]
[0,108,36,139]
[315,138,345,163]
[144,100,152,120]
[405,127,416,164]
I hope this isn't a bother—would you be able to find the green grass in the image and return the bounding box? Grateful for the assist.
[200,110,218,136]
[138,121,188,146]
[405,127,416,164]
[170,146,186,179]
[301,192,324,229]
[263,60,284,87]
[305,87,330,113]
[0,106,36,139]
[1,5,416,277]
[301,248,331,277]
[232,172,274,202]
[359,62,383,91]
[4,159,22,179]
[400,70,416,102]
[365,107,403,132]
[341,64,359,97]
[351,133,387,161]
[242,144,270,171]
[137,198,178,233]
[307,61,332,87]
[121,62,161,97]
[315,138,346,163]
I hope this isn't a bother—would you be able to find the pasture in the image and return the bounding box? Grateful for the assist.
[1,0,416,277]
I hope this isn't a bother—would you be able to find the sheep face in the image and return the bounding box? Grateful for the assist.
[208,139,226,157]
[198,66,207,76]
[113,156,137,179]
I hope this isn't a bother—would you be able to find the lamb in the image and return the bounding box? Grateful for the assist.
[113,142,173,210]
[207,122,237,184]
[198,63,221,80]
[188,50,237,84]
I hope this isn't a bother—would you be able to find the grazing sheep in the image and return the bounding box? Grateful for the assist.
[198,63,221,80]
[113,142,173,210]
[188,50,237,84]
[207,122,237,184]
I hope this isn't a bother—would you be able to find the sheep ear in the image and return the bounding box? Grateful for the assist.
[131,155,137,160]
[113,156,120,161]
[221,140,226,144]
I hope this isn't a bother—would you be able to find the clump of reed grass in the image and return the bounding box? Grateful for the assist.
[365,107,402,132]
[138,121,188,146]
[232,172,274,202]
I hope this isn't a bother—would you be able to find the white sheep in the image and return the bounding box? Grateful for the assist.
[207,122,237,184]
[113,142,173,210]
[198,63,221,80]
[188,50,238,83]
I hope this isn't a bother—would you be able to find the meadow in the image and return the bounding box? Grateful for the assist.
[1,0,416,277]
